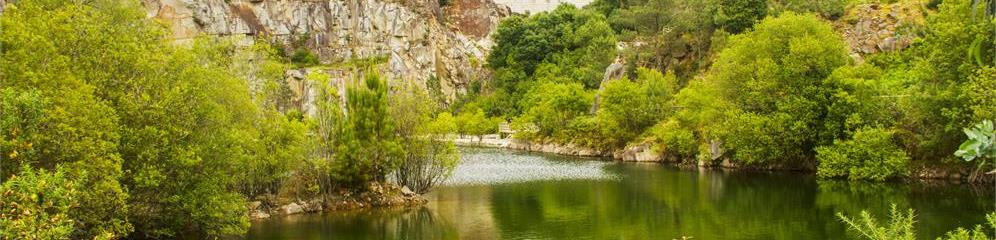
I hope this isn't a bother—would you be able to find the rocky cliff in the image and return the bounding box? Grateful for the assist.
[143,0,510,103]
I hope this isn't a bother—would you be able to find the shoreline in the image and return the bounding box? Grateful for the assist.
[454,135,985,183]
[248,182,426,220]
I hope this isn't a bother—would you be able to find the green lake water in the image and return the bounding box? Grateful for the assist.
[247,147,994,239]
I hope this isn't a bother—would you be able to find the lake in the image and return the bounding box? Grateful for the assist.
[247,147,993,239]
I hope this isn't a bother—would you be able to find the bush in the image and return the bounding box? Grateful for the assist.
[816,127,909,181]
[427,112,458,135]
[290,47,320,67]
[593,68,678,148]
[0,167,79,240]
[714,0,767,33]
[650,119,697,159]
[456,107,498,137]
[776,0,846,19]
[518,82,593,138]
[720,111,807,165]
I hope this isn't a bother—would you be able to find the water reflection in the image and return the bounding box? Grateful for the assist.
[248,148,994,239]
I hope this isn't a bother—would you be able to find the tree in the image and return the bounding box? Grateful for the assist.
[517,82,593,138]
[456,107,493,138]
[705,12,849,165]
[899,0,995,165]
[390,82,460,194]
[331,71,404,186]
[593,68,678,148]
[486,4,616,115]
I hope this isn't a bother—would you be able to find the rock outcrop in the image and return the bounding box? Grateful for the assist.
[612,142,662,162]
[248,182,424,220]
[590,56,626,113]
[835,2,925,63]
[143,0,510,103]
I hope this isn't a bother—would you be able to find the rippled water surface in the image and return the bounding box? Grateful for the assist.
[247,147,994,239]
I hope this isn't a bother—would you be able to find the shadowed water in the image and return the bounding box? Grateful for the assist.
[247,147,994,239]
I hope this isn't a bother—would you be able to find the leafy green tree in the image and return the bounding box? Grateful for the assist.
[706,12,849,165]
[2,1,135,237]
[0,89,46,179]
[649,119,697,159]
[390,82,460,194]
[428,112,458,135]
[0,167,79,240]
[487,4,616,115]
[820,65,900,145]
[0,0,298,237]
[456,107,497,138]
[517,82,593,138]
[593,68,678,148]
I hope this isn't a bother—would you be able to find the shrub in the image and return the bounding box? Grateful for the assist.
[518,82,592,138]
[290,47,320,67]
[456,107,498,137]
[771,0,847,20]
[714,0,767,33]
[650,119,697,159]
[816,127,909,181]
[0,167,79,240]
[593,68,678,149]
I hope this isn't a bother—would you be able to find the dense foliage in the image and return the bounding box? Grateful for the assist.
[0,167,80,239]
[816,128,910,181]
[0,0,460,238]
[477,0,993,183]
[1,0,994,238]
[483,4,616,116]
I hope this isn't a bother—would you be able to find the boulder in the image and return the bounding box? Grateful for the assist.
[614,142,662,162]
[248,201,263,210]
[401,186,416,196]
[250,210,270,220]
[280,202,303,215]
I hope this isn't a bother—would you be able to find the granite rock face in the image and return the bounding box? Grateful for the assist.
[835,2,925,62]
[143,0,510,103]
